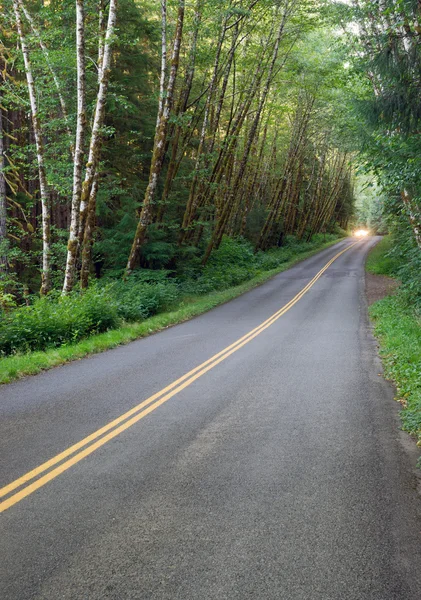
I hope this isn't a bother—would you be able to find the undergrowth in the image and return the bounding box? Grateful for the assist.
[0,234,343,383]
[367,235,421,459]
[0,234,340,357]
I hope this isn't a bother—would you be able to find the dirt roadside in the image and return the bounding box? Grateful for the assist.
[365,272,399,306]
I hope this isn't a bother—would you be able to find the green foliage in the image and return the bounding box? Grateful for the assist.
[365,235,401,277]
[370,295,421,455]
[367,233,421,460]
[0,234,344,383]
[108,279,181,322]
[344,0,421,289]
[0,234,344,357]
[2,0,356,296]
[0,287,119,355]
[183,233,343,294]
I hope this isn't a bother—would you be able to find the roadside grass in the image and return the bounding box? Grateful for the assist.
[365,235,401,276]
[367,236,421,456]
[0,235,344,385]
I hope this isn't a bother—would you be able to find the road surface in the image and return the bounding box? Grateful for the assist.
[1,237,421,599]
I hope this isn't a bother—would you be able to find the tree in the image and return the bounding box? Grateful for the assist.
[12,0,51,294]
[62,0,86,295]
[0,95,7,279]
[126,0,185,275]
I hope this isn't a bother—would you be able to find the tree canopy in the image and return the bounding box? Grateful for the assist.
[0,0,359,299]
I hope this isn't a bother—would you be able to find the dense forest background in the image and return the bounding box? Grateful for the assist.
[0,0,420,355]
[0,0,356,295]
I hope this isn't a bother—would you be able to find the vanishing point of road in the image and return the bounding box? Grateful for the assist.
[1,237,421,599]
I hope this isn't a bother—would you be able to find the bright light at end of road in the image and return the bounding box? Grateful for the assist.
[354,229,369,237]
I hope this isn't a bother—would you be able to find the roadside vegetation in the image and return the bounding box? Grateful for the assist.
[1,0,420,412]
[1,0,357,382]
[366,236,421,459]
[0,233,343,383]
[339,0,421,459]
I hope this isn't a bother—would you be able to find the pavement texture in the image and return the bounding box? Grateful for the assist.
[1,237,421,599]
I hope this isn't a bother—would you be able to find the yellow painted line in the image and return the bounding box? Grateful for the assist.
[0,240,359,513]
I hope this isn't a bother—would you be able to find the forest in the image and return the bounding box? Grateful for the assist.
[0,0,420,360]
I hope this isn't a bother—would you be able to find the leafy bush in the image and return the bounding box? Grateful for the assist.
[181,234,343,295]
[367,232,421,310]
[370,294,421,455]
[183,237,256,294]
[0,233,342,357]
[108,279,181,322]
[0,287,119,355]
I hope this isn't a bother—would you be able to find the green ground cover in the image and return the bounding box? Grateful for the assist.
[367,236,421,456]
[0,233,343,384]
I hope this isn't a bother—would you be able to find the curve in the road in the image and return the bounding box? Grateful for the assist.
[0,240,359,514]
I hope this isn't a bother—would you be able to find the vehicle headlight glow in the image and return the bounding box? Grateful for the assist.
[354,229,369,237]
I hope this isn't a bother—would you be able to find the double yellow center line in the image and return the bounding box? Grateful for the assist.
[0,241,359,513]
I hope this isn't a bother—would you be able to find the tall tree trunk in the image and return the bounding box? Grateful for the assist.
[187,47,268,244]
[256,95,314,251]
[62,0,86,295]
[157,0,167,126]
[17,0,73,147]
[126,0,185,275]
[156,0,202,223]
[203,11,289,264]
[0,96,7,279]
[79,0,118,289]
[13,0,51,294]
[401,189,421,250]
[179,12,229,240]
[97,0,107,83]
[178,19,239,242]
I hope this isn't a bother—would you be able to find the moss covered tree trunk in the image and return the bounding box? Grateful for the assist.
[157,0,202,224]
[203,11,289,264]
[62,0,86,295]
[126,0,185,275]
[0,97,7,279]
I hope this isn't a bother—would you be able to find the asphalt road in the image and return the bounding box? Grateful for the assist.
[1,237,421,599]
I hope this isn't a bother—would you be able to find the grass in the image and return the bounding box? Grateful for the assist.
[365,235,401,276]
[0,235,344,385]
[367,236,421,456]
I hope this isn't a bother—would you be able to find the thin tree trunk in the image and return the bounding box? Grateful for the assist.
[79,0,118,288]
[187,51,267,242]
[256,95,313,250]
[0,96,7,279]
[178,21,239,241]
[126,0,185,275]
[156,0,167,126]
[97,0,107,84]
[13,0,51,294]
[179,11,229,241]
[17,0,73,147]
[62,0,86,295]
[156,0,202,224]
[402,189,421,249]
[203,11,288,263]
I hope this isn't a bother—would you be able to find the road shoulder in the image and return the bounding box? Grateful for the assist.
[365,236,421,474]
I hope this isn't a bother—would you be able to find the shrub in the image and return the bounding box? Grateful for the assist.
[183,237,257,294]
[0,288,119,355]
[109,279,181,322]
[0,233,342,357]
